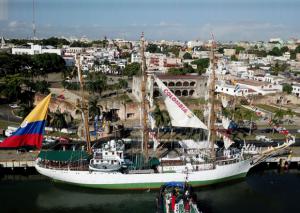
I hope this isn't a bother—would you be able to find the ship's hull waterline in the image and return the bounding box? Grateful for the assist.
[35,159,252,190]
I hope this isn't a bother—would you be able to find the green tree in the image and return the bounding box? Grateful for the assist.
[49,110,68,130]
[271,62,289,75]
[17,103,33,119]
[146,44,161,53]
[282,83,293,94]
[168,63,195,75]
[123,62,141,77]
[41,37,70,47]
[118,79,128,89]
[86,73,107,94]
[153,104,171,138]
[269,47,282,56]
[218,48,224,54]
[2,76,23,101]
[193,109,204,120]
[281,46,289,53]
[231,55,238,61]
[182,52,192,59]
[88,97,101,119]
[34,80,50,94]
[235,46,245,54]
[191,58,209,75]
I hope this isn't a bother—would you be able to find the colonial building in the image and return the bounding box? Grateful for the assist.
[132,75,207,101]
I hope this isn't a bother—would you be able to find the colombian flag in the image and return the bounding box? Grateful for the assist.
[0,94,51,149]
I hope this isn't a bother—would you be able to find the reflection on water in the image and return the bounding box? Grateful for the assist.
[0,167,300,213]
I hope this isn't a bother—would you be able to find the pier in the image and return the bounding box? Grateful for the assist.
[0,150,38,169]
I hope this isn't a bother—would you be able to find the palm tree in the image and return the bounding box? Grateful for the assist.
[153,104,171,139]
[286,109,295,124]
[272,109,285,125]
[49,109,68,131]
[88,97,101,119]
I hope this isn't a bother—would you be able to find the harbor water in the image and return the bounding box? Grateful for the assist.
[1,166,300,213]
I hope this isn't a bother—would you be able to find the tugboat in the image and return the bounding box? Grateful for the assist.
[156,182,202,213]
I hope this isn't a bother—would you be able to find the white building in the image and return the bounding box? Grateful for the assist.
[187,40,204,49]
[12,43,62,55]
[215,81,250,97]
[292,83,300,97]
[236,79,281,95]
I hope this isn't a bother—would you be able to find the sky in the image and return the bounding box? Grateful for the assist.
[0,0,299,41]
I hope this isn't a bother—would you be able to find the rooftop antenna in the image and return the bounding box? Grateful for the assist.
[32,0,36,39]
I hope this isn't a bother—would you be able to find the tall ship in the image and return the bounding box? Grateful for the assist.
[4,34,293,190]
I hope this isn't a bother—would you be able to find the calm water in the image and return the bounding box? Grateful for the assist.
[1,167,300,213]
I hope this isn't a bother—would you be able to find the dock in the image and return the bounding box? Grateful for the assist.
[0,150,38,169]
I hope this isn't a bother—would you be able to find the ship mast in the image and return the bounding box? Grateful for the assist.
[76,55,92,154]
[140,32,149,163]
[208,36,217,162]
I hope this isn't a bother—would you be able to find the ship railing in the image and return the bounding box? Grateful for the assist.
[37,161,89,171]
[215,157,241,166]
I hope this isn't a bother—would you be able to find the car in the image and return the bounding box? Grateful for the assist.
[255,135,273,142]
[9,103,20,108]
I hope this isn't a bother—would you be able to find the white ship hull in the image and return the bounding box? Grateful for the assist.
[35,159,253,190]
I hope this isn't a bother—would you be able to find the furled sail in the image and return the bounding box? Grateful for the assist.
[0,94,51,149]
[154,77,208,130]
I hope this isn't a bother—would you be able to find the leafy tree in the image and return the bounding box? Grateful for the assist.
[231,55,238,61]
[17,103,33,119]
[32,53,66,76]
[86,72,107,94]
[146,44,161,53]
[34,80,50,94]
[249,49,267,57]
[193,109,204,120]
[41,37,70,47]
[1,76,23,101]
[235,46,245,54]
[168,63,195,75]
[280,46,289,53]
[272,109,285,125]
[191,58,209,75]
[271,62,289,75]
[268,47,282,56]
[118,79,128,89]
[218,48,224,54]
[49,110,68,130]
[282,83,293,94]
[123,62,140,77]
[182,52,192,59]
[70,41,92,47]
[88,97,101,119]
[153,104,171,138]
